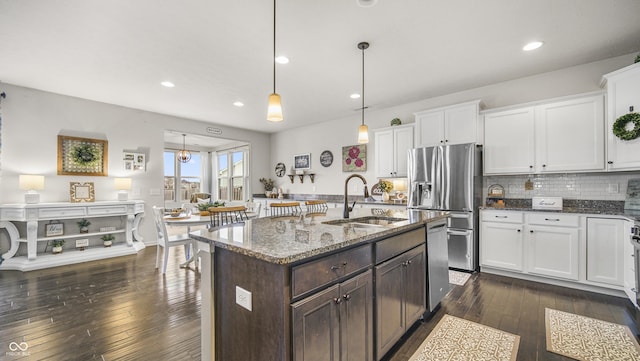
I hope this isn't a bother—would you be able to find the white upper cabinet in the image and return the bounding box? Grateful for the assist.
[535,94,605,173]
[483,107,535,174]
[414,100,482,148]
[602,63,640,171]
[374,124,414,178]
[483,93,605,175]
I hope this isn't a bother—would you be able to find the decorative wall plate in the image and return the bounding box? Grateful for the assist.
[319,150,333,167]
[275,162,286,177]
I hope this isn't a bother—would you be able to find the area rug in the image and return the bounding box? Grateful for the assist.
[449,270,471,286]
[545,308,640,360]
[408,314,520,361]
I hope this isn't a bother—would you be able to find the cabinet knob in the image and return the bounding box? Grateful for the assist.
[440,140,444,143]
[334,297,342,304]
[530,230,534,233]
[542,164,546,168]
[529,165,533,169]
[343,294,351,301]
[608,161,613,164]
[445,139,448,143]
[517,229,521,232]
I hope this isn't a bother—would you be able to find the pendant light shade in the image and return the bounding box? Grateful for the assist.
[267,93,283,122]
[177,134,192,163]
[358,124,369,144]
[267,0,283,122]
[357,41,370,144]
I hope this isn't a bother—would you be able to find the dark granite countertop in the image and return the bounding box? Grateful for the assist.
[481,198,640,221]
[190,207,447,265]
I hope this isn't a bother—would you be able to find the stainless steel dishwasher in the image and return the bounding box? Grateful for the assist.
[427,219,449,312]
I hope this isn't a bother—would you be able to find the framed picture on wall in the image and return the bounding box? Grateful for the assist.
[293,154,311,170]
[58,135,108,176]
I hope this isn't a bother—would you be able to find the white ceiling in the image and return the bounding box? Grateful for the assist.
[1,0,640,134]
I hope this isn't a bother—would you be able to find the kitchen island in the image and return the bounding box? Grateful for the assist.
[191,207,449,361]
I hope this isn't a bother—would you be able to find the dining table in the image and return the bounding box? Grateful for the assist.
[163,214,212,268]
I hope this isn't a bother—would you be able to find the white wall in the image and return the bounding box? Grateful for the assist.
[0,83,270,245]
[270,53,637,195]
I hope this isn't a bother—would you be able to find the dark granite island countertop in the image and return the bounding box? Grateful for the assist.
[190,207,449,265]
[192,207,448,361]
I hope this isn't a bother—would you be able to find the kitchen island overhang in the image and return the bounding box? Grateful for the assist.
[192,207,449,361]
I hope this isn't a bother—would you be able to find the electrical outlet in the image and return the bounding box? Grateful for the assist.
[607,183,619,193]
[235,286,252,311]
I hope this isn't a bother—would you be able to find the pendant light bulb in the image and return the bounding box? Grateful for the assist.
[267,0,283,122]
[357,41,370,144]
[267,93,283,122]
[177,134,192,163]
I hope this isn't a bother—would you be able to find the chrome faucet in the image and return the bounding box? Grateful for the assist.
[343,174,370,218]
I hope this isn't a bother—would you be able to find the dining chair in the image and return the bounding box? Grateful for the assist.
[270,202,302,216]
[152,206,197,274]
[245,202,263,219]
[208,205,249,228]
[190,192,212,203]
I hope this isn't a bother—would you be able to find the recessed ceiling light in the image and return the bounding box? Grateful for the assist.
[357,0,378,7]
[233,101,244,107]
[161,81,175,88]
[275,56,289,64]
[522,41,544,51]
[350,93,361,99]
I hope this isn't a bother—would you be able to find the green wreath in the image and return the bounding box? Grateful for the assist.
[72,144,99,165]
[612,112,640,141]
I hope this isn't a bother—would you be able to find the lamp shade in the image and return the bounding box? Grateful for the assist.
[393,179,407,191]
[267,93,283,122]
[357,124,369,144]
[114,178,132,191]
[19,175,45,191]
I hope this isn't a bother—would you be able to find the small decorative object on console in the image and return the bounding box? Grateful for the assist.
[77,218,91,233]
[45,221,64,237]
[51,239,65,254]
[101,234,115,247]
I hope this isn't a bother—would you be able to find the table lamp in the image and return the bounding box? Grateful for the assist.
[393,179,407,201]
[19,174,45,204]
[114,178,132,201]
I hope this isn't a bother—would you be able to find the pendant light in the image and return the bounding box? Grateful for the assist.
[267,0,283,122]
[177,134,192,163]
[357,41,370,144]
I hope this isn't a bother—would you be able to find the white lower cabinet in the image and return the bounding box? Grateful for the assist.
[481,210,638,303]
[587,217,626,286]
[526,214,580,281]
[480,211,524,271]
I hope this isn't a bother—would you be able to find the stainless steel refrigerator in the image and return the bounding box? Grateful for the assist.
[407,143,482,271]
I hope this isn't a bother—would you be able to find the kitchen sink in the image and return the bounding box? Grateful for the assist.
[322,216,407,227]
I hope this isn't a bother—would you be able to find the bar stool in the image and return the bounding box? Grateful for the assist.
[305,200,328,214]
[208,205,248,228]
[269,202,302,216]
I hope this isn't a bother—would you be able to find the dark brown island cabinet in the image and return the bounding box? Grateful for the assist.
[192,209,449,361]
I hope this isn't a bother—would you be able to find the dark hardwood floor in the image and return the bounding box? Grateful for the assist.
[1,248,638,360]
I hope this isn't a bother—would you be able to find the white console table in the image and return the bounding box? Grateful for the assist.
[0,201,145,271]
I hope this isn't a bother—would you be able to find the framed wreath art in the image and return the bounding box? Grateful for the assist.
[612,112,640,141]
[58,135,108,176]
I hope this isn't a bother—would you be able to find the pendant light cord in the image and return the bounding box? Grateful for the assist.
[361,45,365,126]
[273,0,277,94]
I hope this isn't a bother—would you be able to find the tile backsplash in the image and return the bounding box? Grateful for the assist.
[483,171,640,201]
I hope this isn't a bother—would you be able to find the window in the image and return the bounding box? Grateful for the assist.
[164,151,201,204]
[216,148,248,201]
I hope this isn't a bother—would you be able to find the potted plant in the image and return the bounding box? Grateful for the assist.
[51,239,65,254]
[101,234,115,247]
[379,180,394,201]
[77,218,91,233]
[197,202,214,216]
[259,178,275,197]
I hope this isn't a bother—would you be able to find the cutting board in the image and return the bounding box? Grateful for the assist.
[625,179,640,210]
